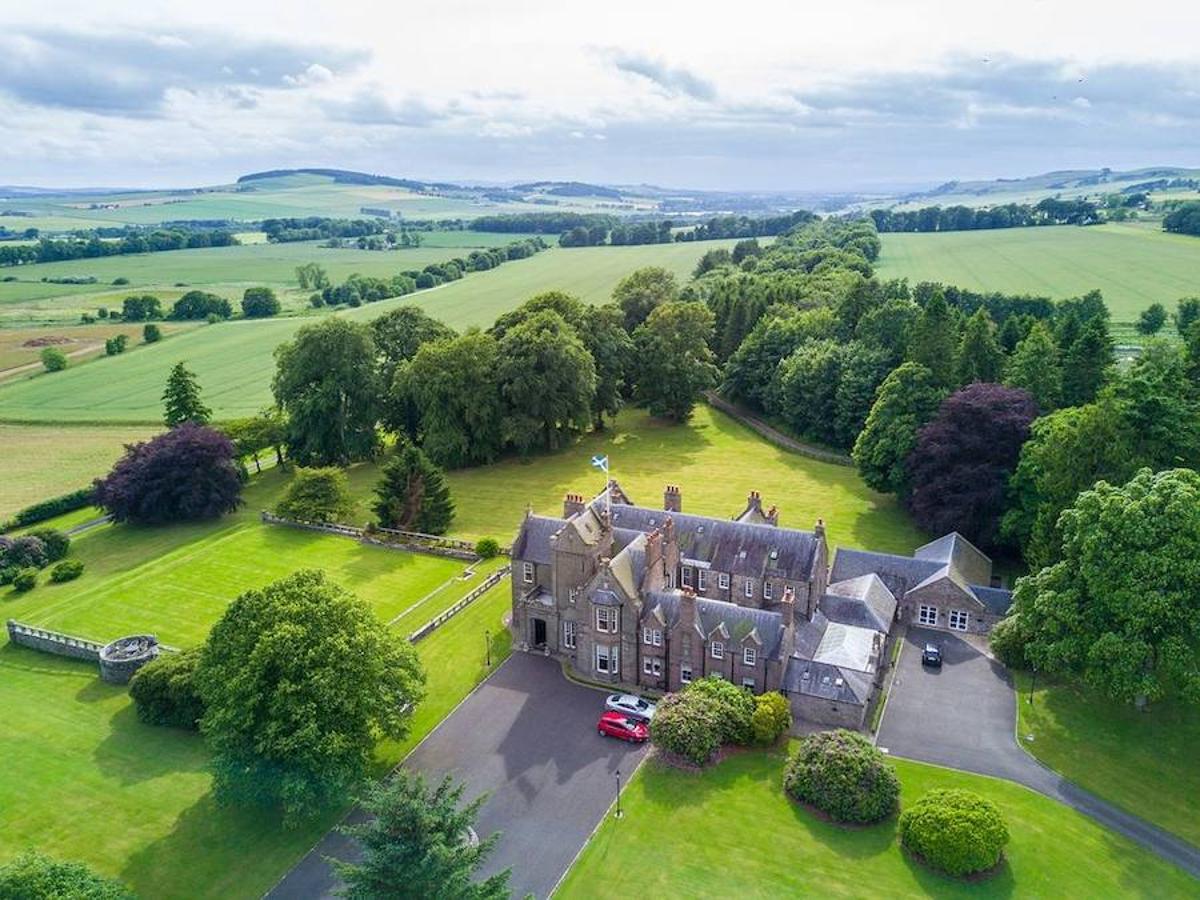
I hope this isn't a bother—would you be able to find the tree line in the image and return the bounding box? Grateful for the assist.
[0,227,238,267]
[1163,201,1200,236]
[869,197,1101,233]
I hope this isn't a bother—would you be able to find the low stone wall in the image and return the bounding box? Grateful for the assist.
[705,392,853,467]
[261,512,493,562]
[409,569,510,643]
[7,620,103,662]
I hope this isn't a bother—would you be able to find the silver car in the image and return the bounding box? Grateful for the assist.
[605,693,656,721]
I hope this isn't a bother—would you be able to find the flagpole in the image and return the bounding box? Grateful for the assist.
[606,458,612,521]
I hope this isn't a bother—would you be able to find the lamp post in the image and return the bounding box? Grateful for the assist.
[485,629,492,668]
[614,768,623,819]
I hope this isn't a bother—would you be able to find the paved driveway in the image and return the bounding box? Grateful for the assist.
[267,652,648,899]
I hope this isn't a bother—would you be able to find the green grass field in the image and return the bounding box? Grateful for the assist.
[0,423,162,520]
[876,223,1200,323]
[558,748,1197,899]
[0,240,748,423]
[0,578,513,899]
[433,405,924,555]
[1014,673,1200,847]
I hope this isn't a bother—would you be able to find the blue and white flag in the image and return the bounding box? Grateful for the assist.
[590,454,609,473]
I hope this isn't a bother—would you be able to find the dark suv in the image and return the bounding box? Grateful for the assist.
[921,643,943,667]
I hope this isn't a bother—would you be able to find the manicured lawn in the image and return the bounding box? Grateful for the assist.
[557,748,1197,899]
[1014,672,1200,847]
[0,422,161,520]
[0,240,750,423]
[876,223,1200,324]
[438,404,925,555]
[0,569,514,900]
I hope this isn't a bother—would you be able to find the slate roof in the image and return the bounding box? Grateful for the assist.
[608,534,647,598]
[591,499,819,583]
[813,622,880,673]
[647,591,787,659]
[783,657,871,705]
[971,585,1015,616]
[822,574,897,632]
[831,544,1012,616]
[793,611,829,660]
[511,515,566,566]
[914,532,992,586]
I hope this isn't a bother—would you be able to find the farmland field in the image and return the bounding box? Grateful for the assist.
[875,223,1200,323]
[0,239,749,423]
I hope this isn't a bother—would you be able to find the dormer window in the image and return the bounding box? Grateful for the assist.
[711,641,724,660]
[743,647,757,666]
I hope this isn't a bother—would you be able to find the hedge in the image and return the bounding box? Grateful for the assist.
[899,788,1010,876]
[4,487,94,530]
[129,648,204,730]
[783,729,900,823]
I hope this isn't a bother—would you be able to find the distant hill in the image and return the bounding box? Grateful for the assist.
[899,165,1200,205]
[511,180,624,199]
[237,168,435,191]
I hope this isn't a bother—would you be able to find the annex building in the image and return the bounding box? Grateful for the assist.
[510,482,1012,728]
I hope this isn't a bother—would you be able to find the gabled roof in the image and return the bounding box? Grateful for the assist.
[971,585,1015,616]
[608,533,647,599]
[647,591,786,659]
[822,574,897,632]
[783,657,870,705]
[913,532,993,586]
[592,498,818,583]
[511,515,566,566]
[813,622,880,674]
[832,545,1012,617]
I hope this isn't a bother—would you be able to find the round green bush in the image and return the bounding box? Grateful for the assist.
[899,788,1010,877]
[0,850,135,899]
[0,566,18,586]
[50,559,85,583]
[650,691,722,766]
[130,648,204,729]
[11,567,38,592]
[40,347,68,372]
[28,528,70,563]
[751,691,792,745]
[988,613,1030,670]
[143,322,162,343]
[783,729,900,823]
[475,537,500,559]
[684,675,755,745]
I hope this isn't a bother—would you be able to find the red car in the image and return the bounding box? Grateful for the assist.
[597,711,650,743]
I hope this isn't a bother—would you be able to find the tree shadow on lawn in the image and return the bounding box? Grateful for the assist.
[93,704,207,786]
[784,797,898,861]
[898,845,1016,899]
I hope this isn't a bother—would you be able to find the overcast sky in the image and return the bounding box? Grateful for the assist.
[3,0,1198,191]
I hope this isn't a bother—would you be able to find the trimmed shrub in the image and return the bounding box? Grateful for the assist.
[685,675,755,745]
[143,322,162,343]
[751,691,792,745]
[50,559,84,582]
[5,487,93,529]
[0,535,48,569]
[475,537,500,559]
[130,648,204,729]
[899,788,1010,877]
[28,528,69,562]
[12,567,38,592]
[275,467,353,523]
[0,851,135,900]
[40,347,68,371]
[650,691,723,766]
[783,729,900,824]
[988,613,1030,670]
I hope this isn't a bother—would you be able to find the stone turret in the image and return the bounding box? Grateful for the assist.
[664,484,682,513]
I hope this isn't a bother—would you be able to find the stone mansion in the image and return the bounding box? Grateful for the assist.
[510,482,1012,728]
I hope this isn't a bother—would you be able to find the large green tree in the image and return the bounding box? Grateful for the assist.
[906,291,960,388]
[273,318,379,465]
[613,266,678,331]
[489,290,586,338]
[397,331,504,468]
[496,310,596,453]
[1004,320,1062,411]
[0,852,135,900]
[162,361,211,427]
[954,308,1005,385]
[372,444,455,534]
[275,467,354,523]
[721,307,836,408]
[581,303,634,428]
[334,772,511,900]
[1061,316,1113,407]
[370,306,456,388]
[196,570,425,823]
[633,301,719,421]
[852,362,946,495]
[1009,468,1200,707]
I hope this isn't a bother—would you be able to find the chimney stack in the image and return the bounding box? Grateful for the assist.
[765,505,779,527]
[680,586,698,631]
[563,492,585,518]
[664,484,682,513]
[746,490,763,514]
[779,585,796,628]
[814,518,826,539]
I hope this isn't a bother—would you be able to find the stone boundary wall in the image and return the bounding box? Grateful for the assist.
[704,392,853,467]
[7,620,104,662]
[260,512,500,562]
[409,569,510,643]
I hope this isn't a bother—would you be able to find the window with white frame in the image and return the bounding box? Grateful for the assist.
[744,579,754,598]
[642,627,662,646]
[681,566,693,588]
[743,646,757,666]
[711,641,724,660]
[667,568,675,588]
[697,569,707,591]
[718,572,730,590]
[949,609,970,631]
[563,620,577,650]
[642,657,663,677]
[596,607,618,633]
[680,665,693,684]
[522,562,534,584]
[594,644,616,674]
[741,677,756,690]
[763,581,773,600]
[917,605,938,626]
[568,586,579,604]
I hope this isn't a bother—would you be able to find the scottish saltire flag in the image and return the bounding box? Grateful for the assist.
[590,454,609,473]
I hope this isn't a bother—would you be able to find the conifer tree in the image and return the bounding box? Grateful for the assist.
[162,362,211,427]
[955,308,1005,385]
[1004,320,1062,411]
[1062,317,1114,407]
[373,445,455,534]
[906,291,959,388]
